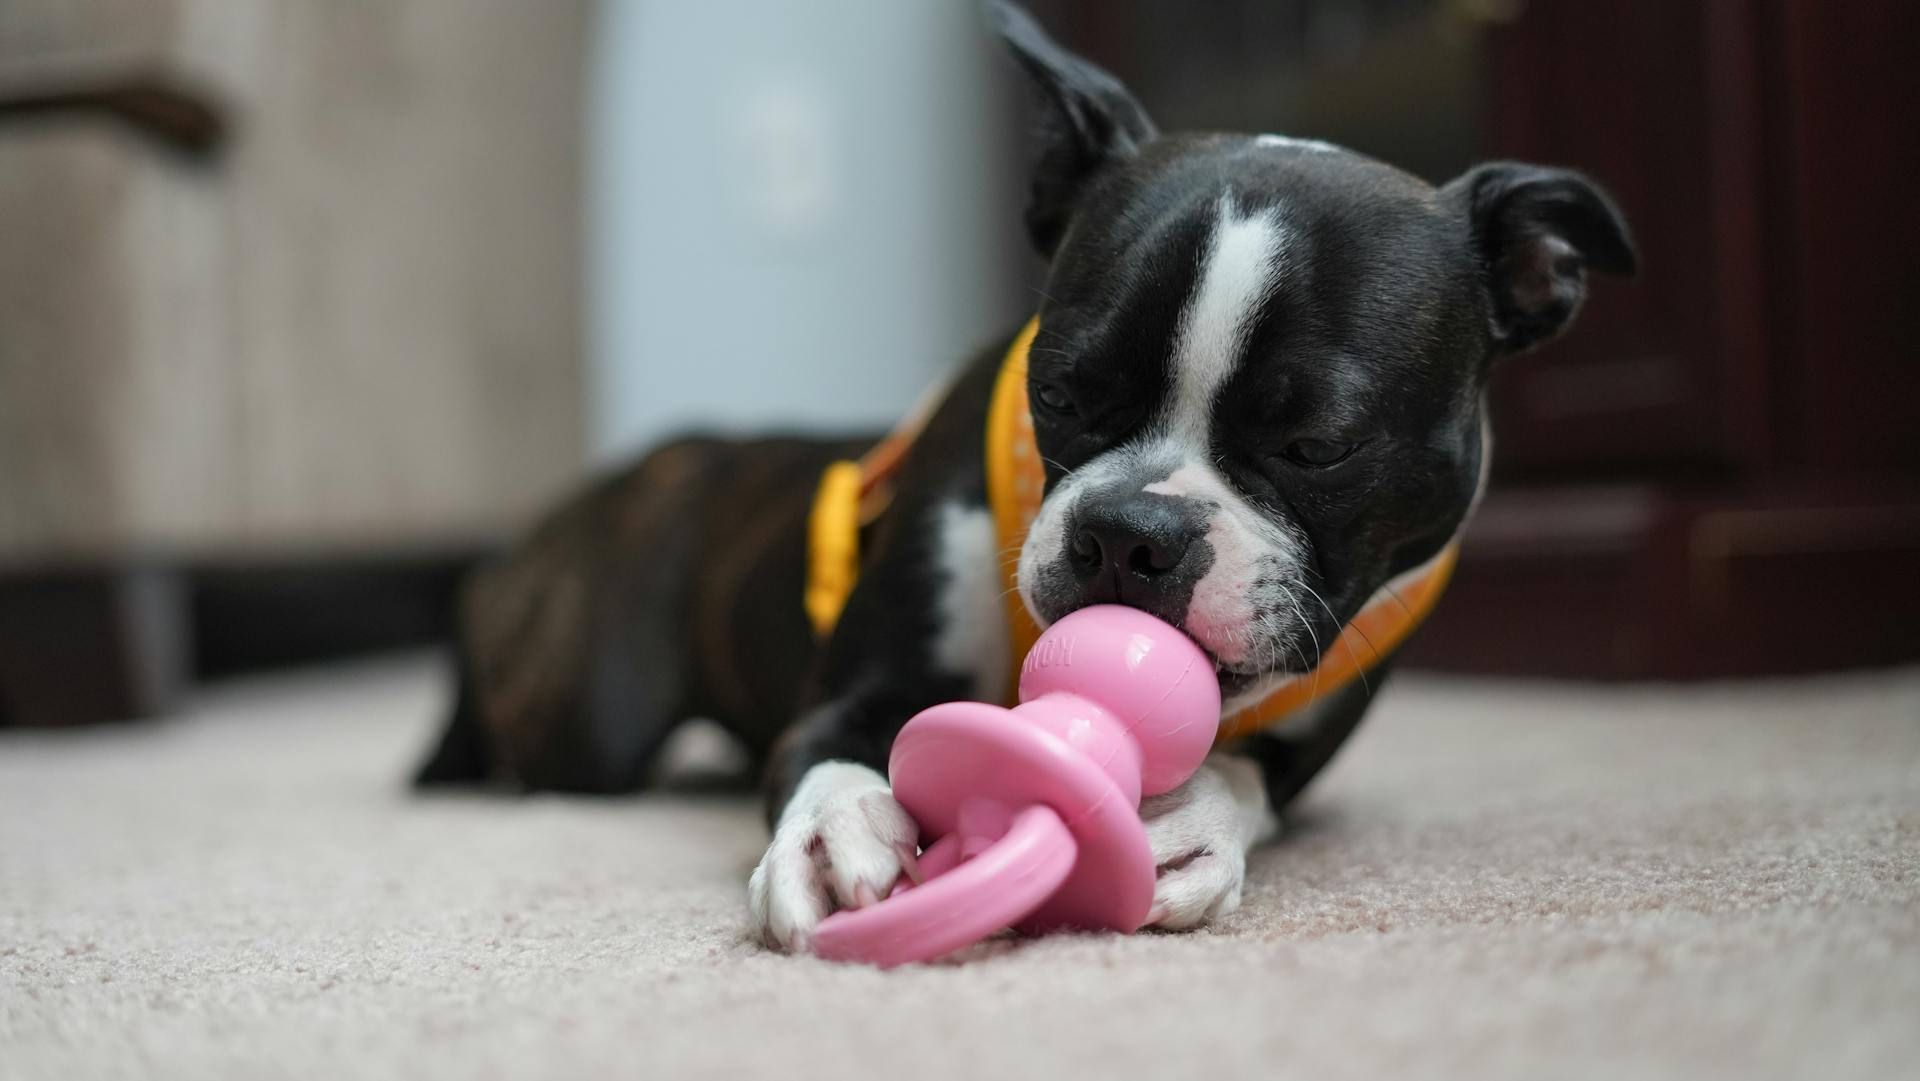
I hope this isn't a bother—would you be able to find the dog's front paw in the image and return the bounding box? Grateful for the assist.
[1139,756,1276,930]
[748,761,918,952]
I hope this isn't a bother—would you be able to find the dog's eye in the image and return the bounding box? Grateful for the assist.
[1282,439,1355,467]
[1033,384,1076,415]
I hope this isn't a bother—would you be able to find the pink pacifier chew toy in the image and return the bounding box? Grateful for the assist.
[812,604,1220,966]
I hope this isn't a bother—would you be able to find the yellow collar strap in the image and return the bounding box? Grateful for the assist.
[815,316,1459,739]
[804,377,950,636]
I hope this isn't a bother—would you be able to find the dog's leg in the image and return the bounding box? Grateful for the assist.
[441,443,714,793]
[1139,752,1277,929]
[1143,667,1389,928]
[1241,662,1390,811]
[746,755,917,951]
[750,498,1006,951]
[413,651,493,786]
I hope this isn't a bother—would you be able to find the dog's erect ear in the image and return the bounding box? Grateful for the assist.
[993,1,1157,255]
[1443,162,1638,355]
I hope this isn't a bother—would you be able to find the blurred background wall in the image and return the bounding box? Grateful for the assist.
[1,0,1915,726]
[0,0,588,559]
[0,0,591,722]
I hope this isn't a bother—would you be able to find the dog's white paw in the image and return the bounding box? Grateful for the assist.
[748,761,917,952]
[1140,755,1277,930]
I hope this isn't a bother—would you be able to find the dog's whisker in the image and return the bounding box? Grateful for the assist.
[1280,585,1321,667]
[1274,583,1323,707]
[1301,581,1339,630]
[1302,581,1375,695]
[1382,584,1416,620]
[1346,621,1382,695]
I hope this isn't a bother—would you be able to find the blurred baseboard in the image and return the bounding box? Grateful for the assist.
[0,545,489,727]
[1401,483,1920,680]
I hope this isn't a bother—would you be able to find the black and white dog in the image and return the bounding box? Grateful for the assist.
[415,4,1635,952]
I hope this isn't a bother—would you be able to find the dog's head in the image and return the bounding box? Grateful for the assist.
[996,4,1637,709]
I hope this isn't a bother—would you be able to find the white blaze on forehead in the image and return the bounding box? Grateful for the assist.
[1254,133,1341,154]
[1166,197,1287,445]
[1017,197,1300,670]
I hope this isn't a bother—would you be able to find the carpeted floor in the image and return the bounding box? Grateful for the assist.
[3,655,1917,1081]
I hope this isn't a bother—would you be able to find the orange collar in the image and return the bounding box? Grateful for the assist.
[813,316,1459,740]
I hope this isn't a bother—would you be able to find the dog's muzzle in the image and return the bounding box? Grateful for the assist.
[1062,492,1212,625]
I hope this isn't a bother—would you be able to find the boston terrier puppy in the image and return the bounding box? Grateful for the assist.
[415,2,1635,952]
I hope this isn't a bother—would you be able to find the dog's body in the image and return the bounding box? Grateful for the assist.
[416,4,1634,952]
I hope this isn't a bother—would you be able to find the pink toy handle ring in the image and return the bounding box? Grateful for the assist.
[812,803,1077,963]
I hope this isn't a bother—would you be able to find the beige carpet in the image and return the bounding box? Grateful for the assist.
[3,656,1917,1081]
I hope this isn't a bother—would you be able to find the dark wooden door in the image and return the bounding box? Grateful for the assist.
[1481,0,1777,483]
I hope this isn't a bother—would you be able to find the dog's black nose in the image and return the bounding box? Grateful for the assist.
[1069,496,1197,587]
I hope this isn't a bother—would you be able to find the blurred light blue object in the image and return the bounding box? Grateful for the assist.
[588,0,1027,463]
